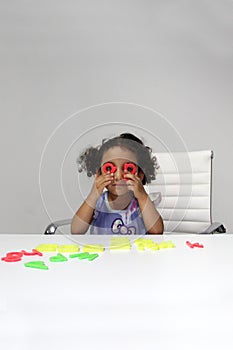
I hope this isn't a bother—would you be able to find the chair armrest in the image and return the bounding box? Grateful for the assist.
[200,222,226,234]
[44,219,72,234]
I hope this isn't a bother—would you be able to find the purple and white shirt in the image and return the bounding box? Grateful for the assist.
[90,191,147,235]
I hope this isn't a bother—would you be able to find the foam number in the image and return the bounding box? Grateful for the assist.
[2,249,43,263]
[35,244,58,252]
[24,261,49,270]
[110,237,131,251]
[21,249,43,256]
[134,239,175,251]
[123,162,137,175]
[83,244,105,253]
[186,241,204,249]
[57,245,80,253]
[1,252,23,262]
[69,252,99,261]
[49,253,68,262]
[102,162,117,174]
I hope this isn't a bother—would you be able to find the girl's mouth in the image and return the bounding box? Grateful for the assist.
[112,181,128,187]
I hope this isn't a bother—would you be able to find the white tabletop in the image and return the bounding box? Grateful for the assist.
[0,234,233,350]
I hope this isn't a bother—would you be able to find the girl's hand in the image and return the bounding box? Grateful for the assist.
[90,171,113,198]
[124,172,147,201]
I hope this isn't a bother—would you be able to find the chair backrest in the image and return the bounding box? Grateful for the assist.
[144,150,213,234]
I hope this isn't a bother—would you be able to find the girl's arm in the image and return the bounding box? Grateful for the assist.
[137,193,164,234]
[71,193,99,234]
[71,172,113,234]
[125,173,164,234]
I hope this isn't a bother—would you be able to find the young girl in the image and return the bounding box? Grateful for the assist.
[71,133,164,235]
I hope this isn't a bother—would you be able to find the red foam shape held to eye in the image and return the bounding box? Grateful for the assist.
[123,163,137,180]
[123,163,137,174]
[102,162,117,174]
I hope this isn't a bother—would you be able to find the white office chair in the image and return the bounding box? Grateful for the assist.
[44,150,225,234]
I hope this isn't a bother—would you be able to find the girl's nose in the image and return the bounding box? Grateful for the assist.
[114,167,123,181]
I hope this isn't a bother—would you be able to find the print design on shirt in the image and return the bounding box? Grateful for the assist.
[111,218,136,235]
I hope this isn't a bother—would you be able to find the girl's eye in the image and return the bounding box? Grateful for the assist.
[124,163,137,174]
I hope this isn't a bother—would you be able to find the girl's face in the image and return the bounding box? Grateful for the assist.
[101,146,144,196]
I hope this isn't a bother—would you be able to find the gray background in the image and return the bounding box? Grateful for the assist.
[0,0,232,233]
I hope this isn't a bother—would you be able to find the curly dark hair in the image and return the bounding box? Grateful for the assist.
[77,133,159,185]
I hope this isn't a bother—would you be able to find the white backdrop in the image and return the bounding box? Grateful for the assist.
[0,0,232,233]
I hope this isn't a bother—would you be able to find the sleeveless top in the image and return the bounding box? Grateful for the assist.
[90,191,147,235]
